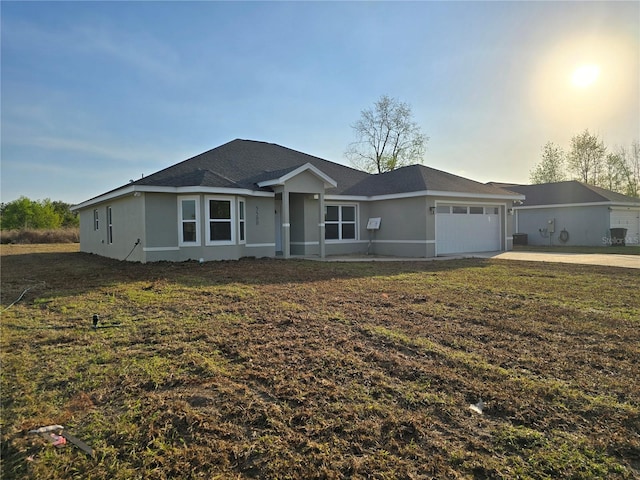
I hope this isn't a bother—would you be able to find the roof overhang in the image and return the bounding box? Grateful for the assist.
[513,201,640,210]
[325,189,525,202]
[71,185,274,211]
[256,163,338,189]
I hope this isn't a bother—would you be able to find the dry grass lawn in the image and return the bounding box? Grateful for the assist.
[1,244,639,479]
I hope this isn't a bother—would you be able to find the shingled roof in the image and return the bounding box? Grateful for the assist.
[126,139,518,198]
[132,139,369,195]
[502,181,640,206]
[342,164,516,196]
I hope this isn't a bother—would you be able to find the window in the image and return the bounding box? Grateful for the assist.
[452,206,468,214]
[470,206,484,214]
[487,207,499,215]
[238,199,246,244]
[93,209,99,230]
[325,205,357,240]
[107,206,113,244]
[436,205,450,214]
[206,197,234,245]
[179,196,201,246]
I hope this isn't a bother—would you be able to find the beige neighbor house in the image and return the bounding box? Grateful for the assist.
[504,181,640,247]
[72,139,524,262]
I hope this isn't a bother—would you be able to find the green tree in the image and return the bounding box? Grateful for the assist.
[567,129,606,185]
[345,94,428,173]
[0,197,64,230]
[529,142,566,184]
[52,200,79,227]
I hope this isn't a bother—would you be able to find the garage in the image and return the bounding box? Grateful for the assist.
[436,204,501,255]
[610,207,640,244]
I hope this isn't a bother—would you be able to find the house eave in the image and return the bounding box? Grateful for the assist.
[326,190,524,202]
[514,201,640,210]
[71,185,274,210]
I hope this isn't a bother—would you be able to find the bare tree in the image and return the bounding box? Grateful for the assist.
[529,142,566,184]
[618,142,640,197]
[567,129,606,185]
[346,95,428,173]
[602,151,628,193]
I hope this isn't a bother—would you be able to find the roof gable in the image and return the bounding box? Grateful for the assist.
[257,163,337,189]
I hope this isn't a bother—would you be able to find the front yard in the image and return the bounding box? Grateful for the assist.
[1,244,638,479]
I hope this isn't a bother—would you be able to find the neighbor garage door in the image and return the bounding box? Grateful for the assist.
[436,204,501,255]
[610,207,640,244]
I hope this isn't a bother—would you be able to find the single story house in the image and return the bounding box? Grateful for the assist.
[503,181,640,247]
[72,139,524,262]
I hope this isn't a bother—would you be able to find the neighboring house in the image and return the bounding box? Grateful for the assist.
[72,139,523,262]
[503,181,640,247]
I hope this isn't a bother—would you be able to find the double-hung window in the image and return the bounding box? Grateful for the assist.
[325,205,357,240]
[206,197,235,245]
[179,196,201,246]
[93,209,99,230]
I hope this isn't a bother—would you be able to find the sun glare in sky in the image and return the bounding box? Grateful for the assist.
[571,64,600,88]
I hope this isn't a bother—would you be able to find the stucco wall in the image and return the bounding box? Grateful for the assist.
[366,196,430,257]
[79,194,145,261]
[515,205,610,246]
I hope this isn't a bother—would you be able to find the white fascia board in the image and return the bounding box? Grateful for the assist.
[71,186,136,211]
[514,201,640,210]
[325,190,524,202]
[424,190,525,201]
[257,163,338,188]
[72,185,274,210]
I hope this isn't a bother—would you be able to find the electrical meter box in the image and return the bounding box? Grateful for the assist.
[367,217,381,230]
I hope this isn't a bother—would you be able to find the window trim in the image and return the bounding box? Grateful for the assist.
[205,196,235,246]
[325,204,358,242]
[238,198,246,244]
[93,209,99,231]
[178,196,201,247]
[106,206,113,244]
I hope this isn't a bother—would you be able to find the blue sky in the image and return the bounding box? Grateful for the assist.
[2,1,638,204]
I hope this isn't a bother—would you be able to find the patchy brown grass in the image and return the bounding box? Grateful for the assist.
[1,245,639,479]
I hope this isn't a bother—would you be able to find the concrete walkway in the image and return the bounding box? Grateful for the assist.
[312,252,640,269]
[469,251,640,269]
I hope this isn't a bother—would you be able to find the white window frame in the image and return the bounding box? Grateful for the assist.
[238,198,246,245]
[106,206,113,244]
[178,196,201,247]
[93,209,99,231]
[325,204,358,241]
[205,196,235,246]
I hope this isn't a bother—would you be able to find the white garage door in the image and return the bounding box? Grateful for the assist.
[436,204,501,255]
[610,208,640,244]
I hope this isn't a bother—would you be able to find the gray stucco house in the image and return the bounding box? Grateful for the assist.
[505,181,640,247]
[72,139,523,262]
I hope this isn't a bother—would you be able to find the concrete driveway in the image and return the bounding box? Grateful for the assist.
[474,251,640,269]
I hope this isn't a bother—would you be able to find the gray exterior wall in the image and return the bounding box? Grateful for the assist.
[365,196,430,257]
[77,188,516,262]
[144,193,277,262]
[515,205,610,247]
[79,195,145,262]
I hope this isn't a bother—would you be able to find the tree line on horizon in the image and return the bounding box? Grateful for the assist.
[0,197,79,231]
[529,130,640,198]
